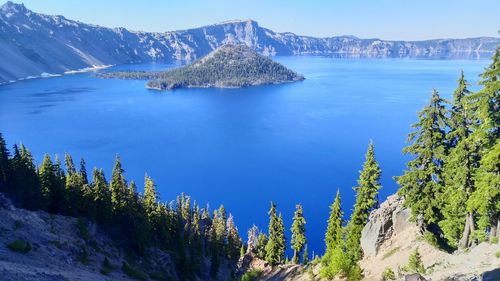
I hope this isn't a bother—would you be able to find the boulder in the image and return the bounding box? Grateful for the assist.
[404,273,428,281]
[360,194,412,257]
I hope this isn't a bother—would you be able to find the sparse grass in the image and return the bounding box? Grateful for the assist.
[491,237,499,244]
[495,251,500,259]
[382,246,401,260]
[100,257,113,275]
[122,262,148,281]
[382,267,396,280]
[241,269,262,281]
[7,239,31,254]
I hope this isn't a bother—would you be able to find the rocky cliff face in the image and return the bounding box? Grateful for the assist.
[1,1,499,84]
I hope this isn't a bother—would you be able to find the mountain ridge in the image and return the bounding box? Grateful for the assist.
[0,1,499,84]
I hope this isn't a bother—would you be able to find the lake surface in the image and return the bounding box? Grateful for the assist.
[0,57,489,256]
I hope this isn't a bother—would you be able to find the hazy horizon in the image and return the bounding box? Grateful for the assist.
[5,0,499,41]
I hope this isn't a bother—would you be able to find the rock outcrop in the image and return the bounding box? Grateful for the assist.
[1,1,499,84]
[360,194,414,257]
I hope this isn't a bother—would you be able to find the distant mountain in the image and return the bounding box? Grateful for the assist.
[101,45,304,90]
[0,1,499,84]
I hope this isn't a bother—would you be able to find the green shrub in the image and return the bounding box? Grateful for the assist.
[382,268,396,280]
[100,257,113,275]
[495,251,500,259]
[491,237,499,244]
[7,239,31,254]
[122,262,148,281]
[320,246,362,281]
[241,269,262,281]
[407,248,425,274]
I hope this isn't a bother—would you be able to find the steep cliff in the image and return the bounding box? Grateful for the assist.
[1,1,499,84]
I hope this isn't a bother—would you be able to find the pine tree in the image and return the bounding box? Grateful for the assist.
[110,155,128,215]
[276,213,286,264]
[346,142,382,261]
[397,89,448,226]
[291,204,306,264]
[39,154,65,213]
[226,213,242,260]
[91,168,111,226]
[265,202,281,265]
[11,144,45,210]
[256,231,268,259]
[79,158,88,185]
[407,248,425,274]
[64,153,84,216]
[0,133,11,192]
[323,190,344,266]
[143,174,158,221]
[440,72,479,248]
[468,49,500,242]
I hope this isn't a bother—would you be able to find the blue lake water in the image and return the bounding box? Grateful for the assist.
[0,57,489,256]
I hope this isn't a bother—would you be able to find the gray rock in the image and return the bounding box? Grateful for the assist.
[361,194,412,257]
[1,1,499,84]
[404,273,428,281]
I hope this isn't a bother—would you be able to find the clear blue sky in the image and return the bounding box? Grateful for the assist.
[8,0,500,40]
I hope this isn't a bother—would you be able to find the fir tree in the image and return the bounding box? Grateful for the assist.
[265,202,281,265]
[256,231,268,259]
[91,168,111,226]
[0,133,11,192]
[440,72,479,248]
[110,155,128,215]
[323,190,344,266]
[407,248,425,274]
[303,244,309,265]
[276,213,286,264]
[346,141,382,261]
[79,158,88,185]
[64,153,84,216]
[397,89,448,226]
[291,204,306,264]
[143,174,158,221]
[226,213,242,260]
[39,154,65,213]
[11,144,45,210]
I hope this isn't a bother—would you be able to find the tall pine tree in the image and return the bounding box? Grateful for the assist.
[265,202,281,265]
[346,141,382,261]
[397,89,448,226]
[291,204,306,264]
[323,190,343,267]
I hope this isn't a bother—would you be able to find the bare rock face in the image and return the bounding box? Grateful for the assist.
[360,194,413,257]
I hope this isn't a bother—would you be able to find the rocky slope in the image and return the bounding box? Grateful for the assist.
[1,1,499,84]
[0,193,235,281]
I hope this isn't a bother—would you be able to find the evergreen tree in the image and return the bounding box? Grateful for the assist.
[226,213,242,260]
[91,168,111,226]
[440,72,479,248]
[407,248,425,274]
[143,174,158,221]
[256,231,268,259]
[79,158,88,185]
[323,190,344,266]
[11,144,45,210]
[291,204,306,264]
[276,213,286,264]
[265,202,281,265]
[110,155,128,215]
[467,49,500,242]
[39,154,65,213]
[0,133,11,192]
[397,89,448,226]
[346,142,382,261]
[64,153,84,216]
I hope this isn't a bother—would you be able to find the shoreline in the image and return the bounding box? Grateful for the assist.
[0,64,113,86]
